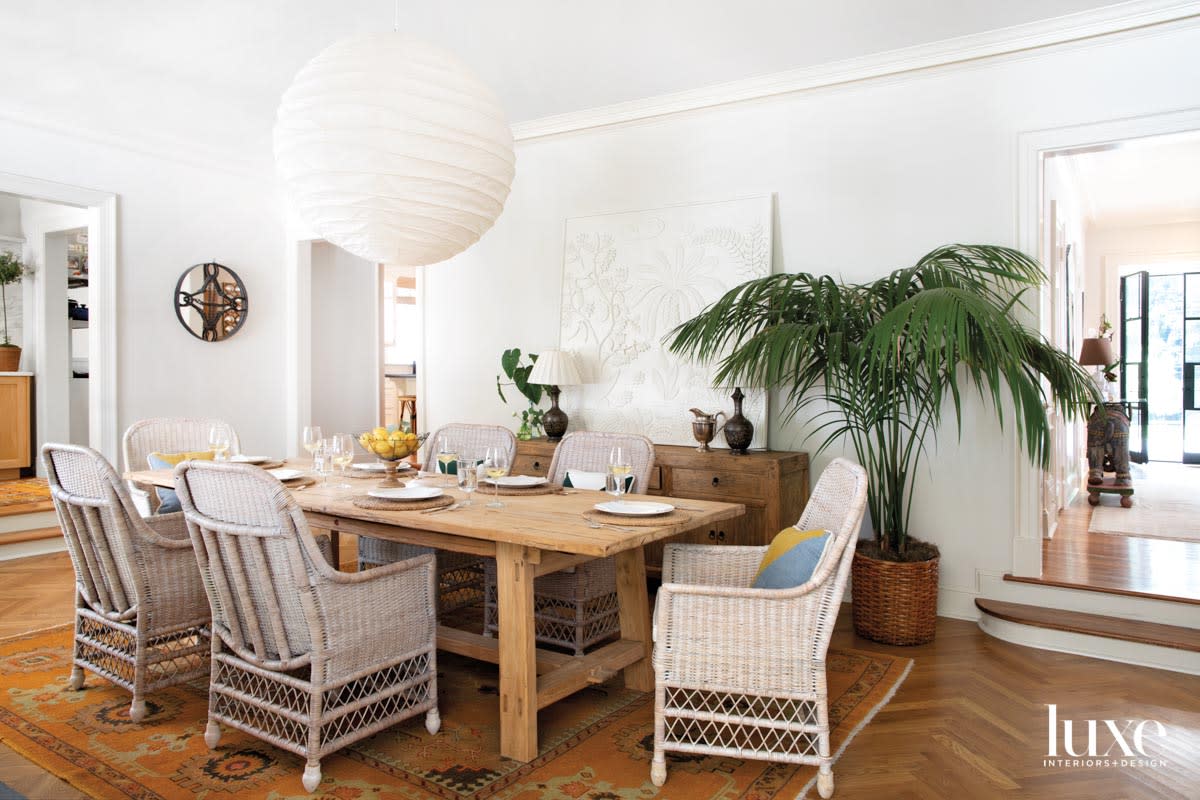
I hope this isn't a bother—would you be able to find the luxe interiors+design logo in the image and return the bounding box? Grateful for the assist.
[1044,704,1169,768]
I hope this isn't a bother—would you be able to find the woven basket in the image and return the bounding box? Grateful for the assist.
[850,550,938,645]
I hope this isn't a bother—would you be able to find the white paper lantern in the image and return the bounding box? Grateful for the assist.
[274,34,516,266]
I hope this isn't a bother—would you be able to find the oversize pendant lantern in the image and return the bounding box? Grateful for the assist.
[274,33,516,266]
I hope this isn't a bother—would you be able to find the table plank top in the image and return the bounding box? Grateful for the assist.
[126,464,744,558]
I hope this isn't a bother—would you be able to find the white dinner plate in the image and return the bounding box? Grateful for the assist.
[268,468,305,482]
[355,461,411,472]
[483,475,548,488]
[231,454,272,464]
[593,500,675,516]
[367,486,444,501]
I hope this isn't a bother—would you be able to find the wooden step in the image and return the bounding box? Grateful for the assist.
[975,598,1200,653]
[1004,573,1200,606]
[0,499,54,517]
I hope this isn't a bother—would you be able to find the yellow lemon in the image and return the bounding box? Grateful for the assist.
[373,427,389,439]
[404,432,418,444]
[371,442,394,457]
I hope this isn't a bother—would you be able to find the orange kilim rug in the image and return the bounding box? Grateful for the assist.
[0,625,911,799]
[0,478,51,511]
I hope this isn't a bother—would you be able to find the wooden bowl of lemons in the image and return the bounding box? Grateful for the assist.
[357,428,428,486]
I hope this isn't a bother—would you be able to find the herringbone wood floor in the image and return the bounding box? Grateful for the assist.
[1,551,1197,799]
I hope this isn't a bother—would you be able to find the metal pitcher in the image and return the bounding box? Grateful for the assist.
[689,408,726,452]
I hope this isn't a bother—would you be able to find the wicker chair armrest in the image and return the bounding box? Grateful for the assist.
[317,549,433,585]
[141,511,194,547]
[316,554,437,669]
[654,583,834,687]
[661,544,766,588]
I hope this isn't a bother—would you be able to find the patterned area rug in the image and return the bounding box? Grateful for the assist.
[0,479,51,511]
[0,626,911,799]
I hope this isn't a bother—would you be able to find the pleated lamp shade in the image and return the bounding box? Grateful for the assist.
[274,34,516,266]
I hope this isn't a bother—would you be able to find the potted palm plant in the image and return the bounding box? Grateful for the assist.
[670,244,1098,644]
[0,252,31,372]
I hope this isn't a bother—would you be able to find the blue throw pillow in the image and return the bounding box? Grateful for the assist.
[146,451,214,514]
[752,528,833,589]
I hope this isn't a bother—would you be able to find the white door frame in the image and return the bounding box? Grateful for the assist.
[1013,105,1200,577]
[0,172,118,466]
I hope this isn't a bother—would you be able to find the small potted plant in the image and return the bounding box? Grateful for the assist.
[0,252,31,372]
[496,348,546,439]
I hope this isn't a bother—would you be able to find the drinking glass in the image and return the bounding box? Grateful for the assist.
[437,436,459,482]
[208,426,230,462]
[314,440,334,487]
[302,426,323,470]
[457,456,478,506]
[608,446,633,499]
[331,434,354,489]
[483,446,509,509]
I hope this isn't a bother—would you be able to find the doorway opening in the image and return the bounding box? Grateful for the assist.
[1032,125,1200,603]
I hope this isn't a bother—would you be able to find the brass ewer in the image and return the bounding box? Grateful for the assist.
[689,408,726,452]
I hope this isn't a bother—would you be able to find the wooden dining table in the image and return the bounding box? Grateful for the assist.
[127,462,745,761]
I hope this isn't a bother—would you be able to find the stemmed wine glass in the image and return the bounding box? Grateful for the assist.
[330,434,354,489]
[608,446,633,499]
[457,454,478,506]
[437,436,459,483]
[483,446,509,509]
[208,426,230,462]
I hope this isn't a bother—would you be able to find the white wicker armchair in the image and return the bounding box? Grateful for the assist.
[483,432,655,654]
[174,461,440,793]
[651,457,868,799]
[122,417,241,516]
[42,443,212,723]
[358,423,516,611]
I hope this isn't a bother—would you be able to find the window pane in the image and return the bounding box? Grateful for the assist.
[1186,410,1200,456]
[1188,273,1200,318]
[1123,363,1140,399]
[1124,276,1141,319]
[1128,406,1143,453]
[1125,323,1141,363]
[1188,321,1200,363]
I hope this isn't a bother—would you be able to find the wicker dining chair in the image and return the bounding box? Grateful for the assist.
[358,423,516,611]
[174,460,439,793]
[650,457,868,799]
[123,417,241,516]
[42,443,212,723]
[483,431,655,654]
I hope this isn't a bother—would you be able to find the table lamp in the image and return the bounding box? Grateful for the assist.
[1078,338,1114,399]
[528,349,582,441]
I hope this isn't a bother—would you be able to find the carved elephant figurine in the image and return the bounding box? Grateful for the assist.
[1087,404,1131,486]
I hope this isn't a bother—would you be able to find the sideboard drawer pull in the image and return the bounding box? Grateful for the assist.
[711,476,720,486]
[717,530,726,542]
[708,530,716,540]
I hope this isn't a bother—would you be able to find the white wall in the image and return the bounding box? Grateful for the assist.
[422,23,1200,618]
[0,125,288,462]
[309,241,378,437]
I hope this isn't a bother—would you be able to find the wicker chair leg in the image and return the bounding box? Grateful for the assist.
[817,764,834,798]
[425,707,441,735]
[650,756,667,787]
[204,721,221,749]
[69,665,85,690]
[302,759,322,793]
[129,697,147,723]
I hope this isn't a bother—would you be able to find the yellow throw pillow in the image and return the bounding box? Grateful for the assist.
[753,527,832,589]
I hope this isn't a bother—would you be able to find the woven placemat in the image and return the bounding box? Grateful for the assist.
[281,476,318,489]
[582,508,693,527]
[352,494,454,512]
[480,482,560,496]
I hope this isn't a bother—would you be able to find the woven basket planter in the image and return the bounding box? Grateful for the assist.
[850,549,938,645]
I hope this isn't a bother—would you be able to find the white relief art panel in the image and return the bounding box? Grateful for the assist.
[558,197,771,447]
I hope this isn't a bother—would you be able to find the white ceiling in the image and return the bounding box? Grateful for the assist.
[1060,132,1200,227]
[0,0,1129,169]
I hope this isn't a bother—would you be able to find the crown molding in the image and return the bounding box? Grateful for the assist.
[512,0,1200,142]
[0,108,272,181]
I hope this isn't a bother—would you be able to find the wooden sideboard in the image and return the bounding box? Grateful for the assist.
[0,373,33,480]
[513,438,810,571]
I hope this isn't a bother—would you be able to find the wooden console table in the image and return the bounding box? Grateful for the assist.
[514,439,809,570]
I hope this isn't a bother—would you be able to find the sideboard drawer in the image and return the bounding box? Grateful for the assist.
[512,453,551,478]
[671,467,764,501]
